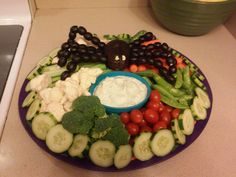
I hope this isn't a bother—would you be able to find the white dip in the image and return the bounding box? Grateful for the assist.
[94,76,147,107]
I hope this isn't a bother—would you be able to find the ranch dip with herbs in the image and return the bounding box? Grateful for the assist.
[94,76,147,107]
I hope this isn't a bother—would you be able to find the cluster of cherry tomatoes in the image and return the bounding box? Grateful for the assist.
[120,90,181,137]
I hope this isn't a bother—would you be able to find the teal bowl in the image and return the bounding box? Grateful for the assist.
[150,0,236,36]
[89,71,151,113]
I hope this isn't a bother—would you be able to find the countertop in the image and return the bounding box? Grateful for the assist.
[1,7,236,177]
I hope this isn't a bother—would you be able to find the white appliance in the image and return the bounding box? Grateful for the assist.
[0,0,32,137]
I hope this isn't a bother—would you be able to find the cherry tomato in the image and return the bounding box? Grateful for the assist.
[171,108,180,119]
[140,126,152,132]
[140,107,146,115]
[153,121,167,132]
[144,108,159,124]
[146,101,160,112]
[149,90,161,103]
[120,112,130,124]
[126,122,140,136]
[165,105,173,113]
[130,109,143,124]
[160,110,171,125]
[139,118,148,127]
[158,102,165,112]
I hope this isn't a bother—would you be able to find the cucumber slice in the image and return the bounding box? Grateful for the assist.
[133,132,153,161]
[37,56,52,67]
[32,113,57,140]
[27,65,42,80]
[22,91,37,108]
[191,97,207,120]
[48,47,60,59]
[89,140,115,167]
[25,81,32,92]
[26,99,41,120]
[68,134,89,157]
[46,124,73,153]
[171,119,186,145]
[178,109,195,135]
[114,145,132,169]
[195,87,211,109]
[151,129,175,157]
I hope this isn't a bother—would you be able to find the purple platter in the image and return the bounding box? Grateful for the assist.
[18,49,213,172]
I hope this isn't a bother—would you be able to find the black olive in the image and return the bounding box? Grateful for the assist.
[69,32,76,40]
[70,47,78,53]
[161,52,168,58]
[61,42,70,50]
[96,50,103,57]
[138,57,147,64]
[78,26,87,35]
[91,54,99,62]
[98,42,106,49]
[166,53,172,58]
[140,45,147,51]
[139,35,146,43]
[61,71,71,81]
[129,43,134,49]
[147,44,155,51]
[100,56,107,63]
[62,50,71,58]
[132,39,140,46]
[84,32,93,40]
[145,50,152,58]
[81,55,90,62]
[166,57,177,66]
[154,59,163,68]
[87,46,96,55]
[70,25,79,33]
[138,50,145,57]
[129,57,138,64]
[159,67,169,76]
[152,50,161,58]
[67,39,75,45]
[66,61,77,72]
[78,47,87,54]
[58,57,67,67]
[162,42,169,51]
[169,65,177,74]
[91,37,100,45]
[147,58,154,65]
[70,42,79,49]
[78,44,87,50]
[154,42,162,49]
[57,49,65,58]
[166,75,176,84]
[144,32,154,41]
[131,47,139,53]
[131,52,139,58]
[71,53,80,63]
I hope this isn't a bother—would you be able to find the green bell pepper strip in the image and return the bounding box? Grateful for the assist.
[175,69,183,89]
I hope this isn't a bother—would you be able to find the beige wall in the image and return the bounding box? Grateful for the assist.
[35,0,149,9]
[225,11,236,39]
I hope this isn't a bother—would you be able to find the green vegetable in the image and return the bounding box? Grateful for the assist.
[159,94,189,109]
[131,30,147,41]
[182,65,191,89]
[152,84,177,101]
[103,126,129,148]
[175,69,183,89]
[62,110,94,134]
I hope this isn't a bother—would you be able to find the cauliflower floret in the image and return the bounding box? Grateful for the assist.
[63,101,72,112]
[39,100,48,112]
[30,74,51,92]
[39,87,64,104]
[46,102,65,122]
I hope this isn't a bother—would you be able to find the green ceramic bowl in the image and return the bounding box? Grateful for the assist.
[150,0,236,36]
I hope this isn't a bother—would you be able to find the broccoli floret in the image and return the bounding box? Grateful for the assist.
[103,126,129,148]
[62,110,94,134]
[72,96,106,117]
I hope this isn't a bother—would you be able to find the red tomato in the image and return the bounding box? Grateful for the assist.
[149,90,161,103]
[160,110,171,125]
[140,126,152,132]
[153,121,167,132]
[120,112,130,124]
[171,108,180,119]
[130,109,143,124]
[144,109,159,124]
[165,105,173,113]
[140,107,146,115]
[139,118,148,127]
[158,102,165,112]
[146,101,160,112]
[126,123,140,136]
